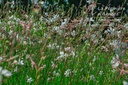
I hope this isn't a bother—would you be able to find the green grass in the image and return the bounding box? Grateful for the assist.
[0,3,128,85]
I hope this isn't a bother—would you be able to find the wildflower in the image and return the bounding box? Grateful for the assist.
[110,40,120,50]
[39,1,44,5]
[51,62,57,69]
[18,58,24,66]
[53,71,60,77]
[71,30,76,37]
[64,69,71,77]
[47,43,59,49]
[117,30,121,38]
[7,21,11,25]
[59,53,64,58]
[90,75,95,80]
[99,70,103,75]
[56,73,60,77]
[90,17,94,22]
[110,7,116,12]
[109,22,115,27]
[27,77,33,83]
[111,57,119,69]
[54,14,59,19]
[115,19,121,23]
[31,0,38,4]
[64,47,71,52]
[52,26,59,32]
[57,51,69,60]
[0,67,12,83]
[47,78,51,81]
[23,41,27,45]
[107,27,115,34]
[40,64,46,70]
[87,0,94,4]
[71,51,75,57]
[123,81,128,85]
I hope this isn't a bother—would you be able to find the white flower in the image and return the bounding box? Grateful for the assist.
[115,19,121,23]
[0,67,12,77]
[90,17,94,22]
[23,41,27,45]
[60,19,68,28]
[71,30,76,36]
[107,27,115,34]
[54,26,59,31]
[111,57,119,68]
[60,51,64,55]
[53,14,59,21]
[58,55,64,59]
[16,34,19,39]
[39,1,44,5]
[64,47,71,52]
[116,54,119,59]
[11,1,15,5]
[47,78,51,81]
[53,71,60,77]
[7,21,11,25]
[110,7,116,12]
[57,30,63,35]
[117,30,121,38]
[31,0,38,4]
[18,59,24,65]
[71,51,75,57]
[0,67,12,83]
[123,81,128,85]
[57,51,70,60]
[110,40,120,50]
[64,69,71,77]
[90,75,95,80]
[55,73,60,77]
[99,71,103,75]
[27,77,33,83]
[1,70,12,77]
[8,30,13,35]
[109,22,114,27]
[87,0,94,4]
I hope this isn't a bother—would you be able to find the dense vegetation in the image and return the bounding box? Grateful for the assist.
[0,0,128,85]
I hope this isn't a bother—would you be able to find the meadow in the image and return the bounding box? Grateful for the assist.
[0,2,128,85]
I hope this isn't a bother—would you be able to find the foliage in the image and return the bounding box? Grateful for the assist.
[0,1,128,85]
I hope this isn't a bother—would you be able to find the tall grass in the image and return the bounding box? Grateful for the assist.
[0,1,128,85]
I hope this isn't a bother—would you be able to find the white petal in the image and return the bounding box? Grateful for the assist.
[2,70,12,77]
[123,81,128,85]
